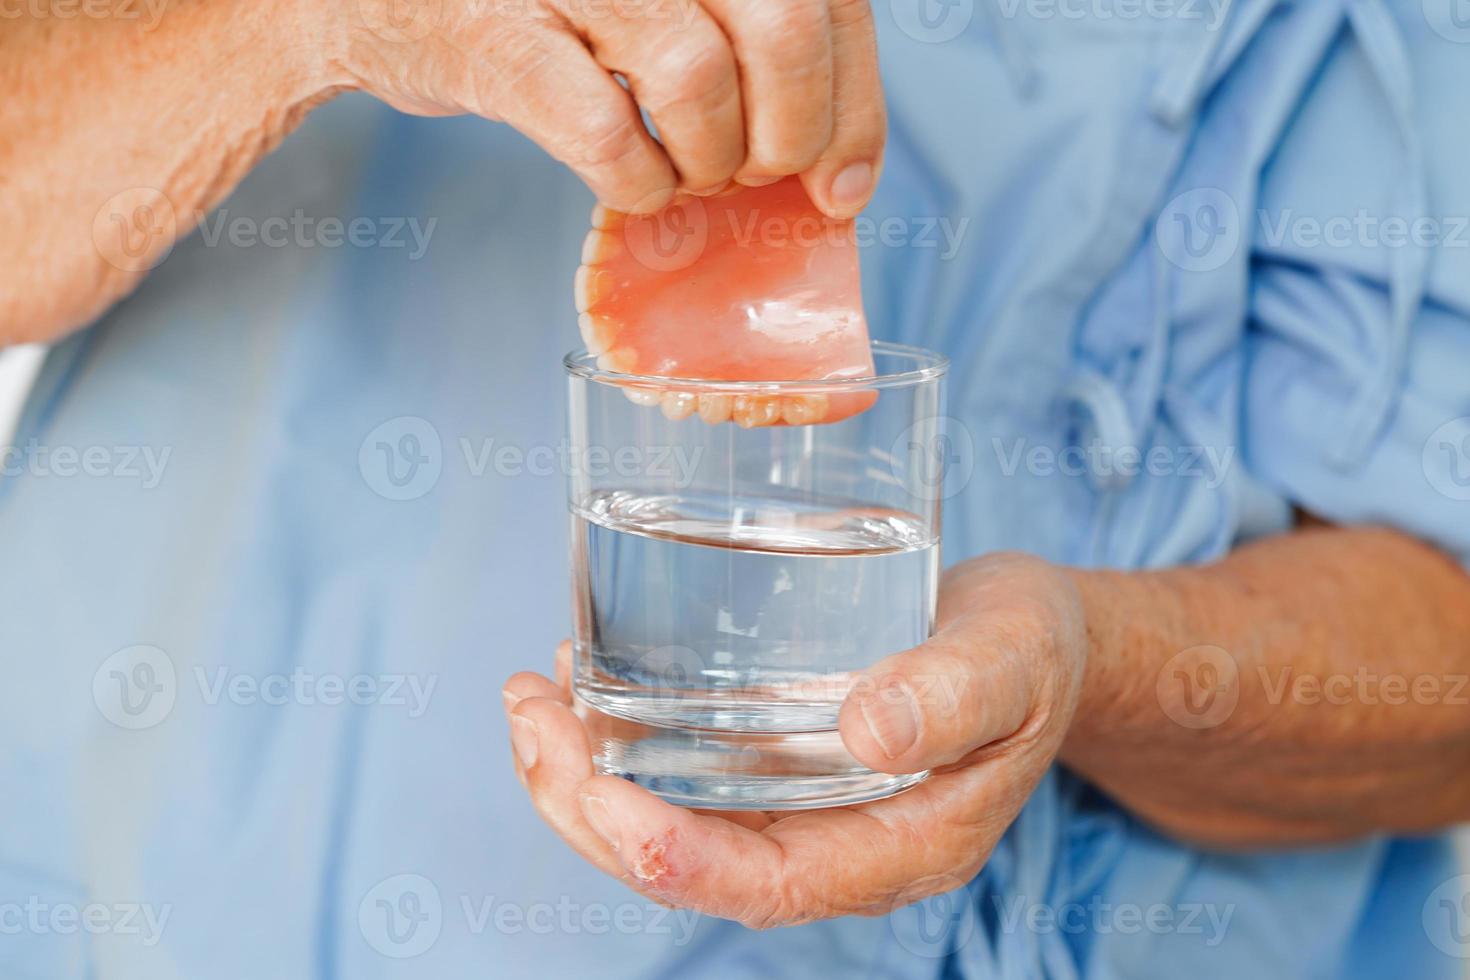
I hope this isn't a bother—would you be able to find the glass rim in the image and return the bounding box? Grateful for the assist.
[563,340,948,394]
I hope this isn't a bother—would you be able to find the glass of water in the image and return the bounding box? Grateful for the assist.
[565,342,947,810]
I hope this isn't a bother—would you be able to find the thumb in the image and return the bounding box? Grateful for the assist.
[836,612,1040,775]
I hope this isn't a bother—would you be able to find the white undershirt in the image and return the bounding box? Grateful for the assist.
[0,344,49,448]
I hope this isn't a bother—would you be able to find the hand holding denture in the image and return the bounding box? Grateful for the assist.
[350,0,886,217]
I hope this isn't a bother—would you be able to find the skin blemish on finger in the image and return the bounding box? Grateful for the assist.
[630,827,678,884]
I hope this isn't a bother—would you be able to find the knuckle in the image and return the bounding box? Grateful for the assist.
[753,113,832,171]
[645,35,737,112]
[1006,593,1058,635]
[485,29,559,95]
[739,894,806,930]
[827,0,875,29]
[751,128,828,174]
[733,857,812,929]
[574,106,648,167]
[746,0,828,45]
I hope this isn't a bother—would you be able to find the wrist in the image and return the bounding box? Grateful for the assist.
[1055,567,1174,754]
[1058,561,1253,761]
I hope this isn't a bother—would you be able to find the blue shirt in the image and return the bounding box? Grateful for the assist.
[2,0,1467,977]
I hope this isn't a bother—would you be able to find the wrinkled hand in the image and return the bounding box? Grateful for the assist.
[502,553,1088,927]
[338,0,885,217]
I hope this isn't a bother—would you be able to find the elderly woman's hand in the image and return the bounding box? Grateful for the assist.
[501,553,1087,926]
[342,0,886,217]
[3,0,884,340]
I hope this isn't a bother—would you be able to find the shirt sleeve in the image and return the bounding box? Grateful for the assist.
[1242,7,1470,566]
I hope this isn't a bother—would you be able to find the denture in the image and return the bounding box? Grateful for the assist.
[575,177,877,426]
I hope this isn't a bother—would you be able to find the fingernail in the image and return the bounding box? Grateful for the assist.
[687,181,730,197]
[860,679,919,759]
[736,175,781,188]
[501,689,521,712]
[828,162,873,211]
[579,793,619,851]
[510,715,539,769]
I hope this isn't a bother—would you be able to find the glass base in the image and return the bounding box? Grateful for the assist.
[573,693,928,810]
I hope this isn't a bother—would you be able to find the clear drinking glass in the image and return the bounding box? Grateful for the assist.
[565,342,947,810]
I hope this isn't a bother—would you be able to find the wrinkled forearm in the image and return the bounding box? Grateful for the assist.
[0,0,340,342]
[1062,524,1470,848]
